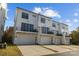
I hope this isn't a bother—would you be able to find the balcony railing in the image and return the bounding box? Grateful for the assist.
[32,29,38,32]
[47,31,54,34]
[65,35,70,37]
[21,29,38,32]
[56,33,63,36]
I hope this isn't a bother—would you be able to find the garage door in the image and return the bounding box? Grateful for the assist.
[14,34,36,45]
[52,38,61,44]
[40,36,51,44]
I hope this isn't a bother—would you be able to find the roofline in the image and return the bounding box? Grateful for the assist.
[16,7,68,26]
[16,7,52,19]
[52,20,68,26]
[60,23,68,26]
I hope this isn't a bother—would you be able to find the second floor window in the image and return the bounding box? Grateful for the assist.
[62,26,65,29]
[41,18,45,23]
[22,12,29,19]
[21,23,34,32]
[52,23,56,27]
[42,27,49,34]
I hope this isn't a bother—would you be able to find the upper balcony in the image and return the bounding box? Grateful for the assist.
[20,23,38,33]
[56,31,63,36]
[41,27,54,35]
[56,33,63,36]
[47,31,54,34]
[21,28,38,33]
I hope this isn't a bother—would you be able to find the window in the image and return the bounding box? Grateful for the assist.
[62,27,65,29]
[41,18,45,23]
[21,23,34,32]
[22,12,29,19]
[52,23,56,27]
[65,32,68,36]
[21,23,26,31]
[56,31,63,36]
[32,15,36,17]
[42,27,49,34]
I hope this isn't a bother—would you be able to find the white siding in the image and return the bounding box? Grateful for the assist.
[15,8,38,31]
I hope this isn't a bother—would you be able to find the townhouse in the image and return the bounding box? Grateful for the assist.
[0,3,7,42]
[14,7,71,45]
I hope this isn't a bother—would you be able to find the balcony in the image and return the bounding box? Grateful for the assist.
[32,29,38,32]
[47,31,54,34]
[56,32,63,36]
[65,35,70,37]
[65,34,70,37]
[21,29,38,32]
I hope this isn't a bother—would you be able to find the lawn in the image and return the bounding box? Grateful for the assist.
[0,44,22,56]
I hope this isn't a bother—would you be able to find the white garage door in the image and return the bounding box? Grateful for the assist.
[40,36,51,44]
[52,38,61,44]
[14,34,36,45]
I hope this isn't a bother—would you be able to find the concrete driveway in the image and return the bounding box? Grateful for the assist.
[18,45,79,56]
[18,45,55,56]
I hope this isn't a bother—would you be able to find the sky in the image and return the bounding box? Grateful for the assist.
[5,3,79,31]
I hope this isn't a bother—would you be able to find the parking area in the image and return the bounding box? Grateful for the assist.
[18,45,79,56]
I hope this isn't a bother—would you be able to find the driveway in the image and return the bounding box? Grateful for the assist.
[46,50,79,56]
[18,45,55,56]
[18,45,79,56]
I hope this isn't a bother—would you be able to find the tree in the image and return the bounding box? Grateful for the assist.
[71,29,79,44]
[2,27,14,44]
